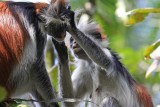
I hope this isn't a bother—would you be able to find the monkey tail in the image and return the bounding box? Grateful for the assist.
[134,82,153,107]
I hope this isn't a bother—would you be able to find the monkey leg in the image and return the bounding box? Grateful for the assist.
[31,86,48,107]
[32,62,59,107]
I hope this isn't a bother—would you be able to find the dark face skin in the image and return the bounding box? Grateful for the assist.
[70,37,88,59]
[70,33,102,60]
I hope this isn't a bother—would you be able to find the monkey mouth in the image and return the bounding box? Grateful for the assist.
[72,45,81,53]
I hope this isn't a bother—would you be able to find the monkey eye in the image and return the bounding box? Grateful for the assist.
[70,37,73,42]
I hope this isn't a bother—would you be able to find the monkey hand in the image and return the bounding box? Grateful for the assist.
[52,38,68,64]
[60,8,76,30]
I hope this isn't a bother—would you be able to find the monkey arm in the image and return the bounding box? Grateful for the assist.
[52,39,93,106]
[32,59,59,107]
[52,39,74,107]
[68,28,115,73]
[60,10,115,72]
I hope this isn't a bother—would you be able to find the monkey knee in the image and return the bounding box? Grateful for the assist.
[100,97,120,107]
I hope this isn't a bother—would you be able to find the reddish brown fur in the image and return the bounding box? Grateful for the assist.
[134,82,153,107]
[0,2,29,96]
[0,0,69,98]
[34,3,49,14]
[98,27,107,40]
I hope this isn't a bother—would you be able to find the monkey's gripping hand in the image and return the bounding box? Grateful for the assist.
[60,8,76,30]
[52,38,68,64]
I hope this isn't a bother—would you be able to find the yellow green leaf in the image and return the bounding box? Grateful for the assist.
[0,86,7,102]
[132,8,160,13]
[144,41,160,59]
[126,8,160,25]
[126,13,149,25]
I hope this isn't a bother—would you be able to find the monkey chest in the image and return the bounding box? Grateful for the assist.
[90,69,114,107]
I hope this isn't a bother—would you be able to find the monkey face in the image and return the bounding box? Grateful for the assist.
[70,37,88,59]
[46,22,67,41]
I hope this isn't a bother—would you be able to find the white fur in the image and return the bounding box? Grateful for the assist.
[71,57,140,107]
[22,14,37,45]
[10,40,37,97]
[63,15,144,107]
[71,60,93,106]
[10,14,37,96]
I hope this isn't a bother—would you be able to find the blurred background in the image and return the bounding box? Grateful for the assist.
[2,0,160,106]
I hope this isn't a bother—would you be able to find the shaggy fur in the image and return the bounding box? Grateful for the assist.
[56,13,154,107]
[0,0,69,106]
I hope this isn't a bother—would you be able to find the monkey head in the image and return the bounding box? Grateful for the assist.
[69,33,103,60]
[40,0,72,41]
[70,37,88,59]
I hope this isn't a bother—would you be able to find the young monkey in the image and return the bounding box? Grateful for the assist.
[53,11,154,107]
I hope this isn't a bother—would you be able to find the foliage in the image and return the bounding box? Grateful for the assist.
[144,40,160,59]
[126,8,160,25]
[0,86,7,102]
[126,8,160,81]
[126,12,149,25]
[124,6,160,106]
[144,40,160,78]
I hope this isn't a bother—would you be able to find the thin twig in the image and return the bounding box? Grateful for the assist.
[12,98,99,106]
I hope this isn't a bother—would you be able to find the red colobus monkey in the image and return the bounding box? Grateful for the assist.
[53,11,154,107]
[0,0,70,106]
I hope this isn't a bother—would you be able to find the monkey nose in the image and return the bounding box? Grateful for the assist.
[73,40,76,44]
[72,42,79,49]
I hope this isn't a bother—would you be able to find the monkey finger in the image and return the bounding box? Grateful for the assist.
[60,9,74,19]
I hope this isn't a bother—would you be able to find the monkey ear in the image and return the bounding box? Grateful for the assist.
[53,0,63,15]
[39,0,69,24]
[53,0,69,15]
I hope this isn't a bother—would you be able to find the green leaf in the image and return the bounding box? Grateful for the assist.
[0,86,7,102]
[132,8,160,13]
[126,8,160,25]
[144,41,160,59]
[126,13,149,25]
